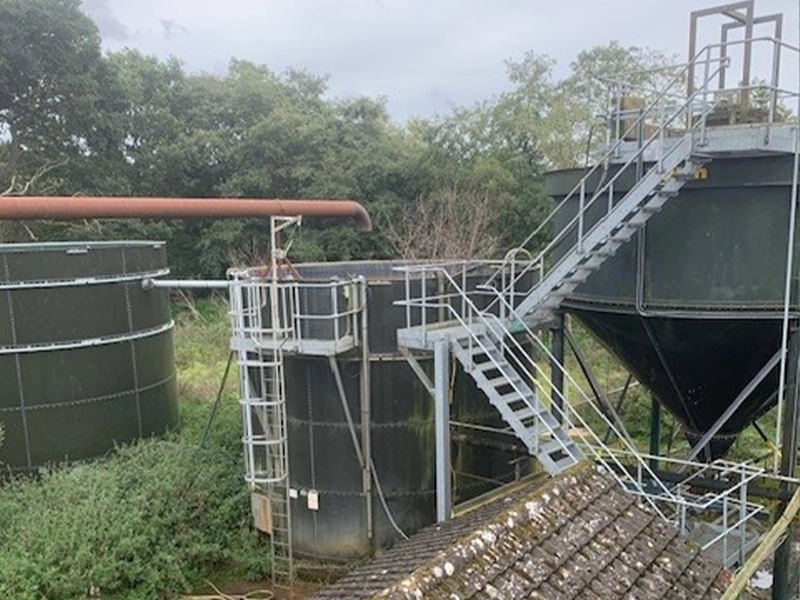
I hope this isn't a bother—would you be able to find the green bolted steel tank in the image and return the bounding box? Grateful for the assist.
[268,261,522,560]
[0,241,179,470]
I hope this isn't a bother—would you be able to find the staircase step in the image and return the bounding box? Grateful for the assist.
[474,360,503,372]
[552,453,581,471]
[513,405,541,421]
[540,437,578,457]
[486,374,522,387]
[499,390,535,403]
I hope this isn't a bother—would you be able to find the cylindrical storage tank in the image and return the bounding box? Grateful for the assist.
[254,261,522,560]
[0,241,179,470]
[546,154,797,456]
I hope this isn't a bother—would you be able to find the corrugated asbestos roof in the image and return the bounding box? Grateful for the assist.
[311,466,731,600]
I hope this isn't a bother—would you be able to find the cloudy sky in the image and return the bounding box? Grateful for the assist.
[81,0,799,121]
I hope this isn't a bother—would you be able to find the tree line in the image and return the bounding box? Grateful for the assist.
[0,0,672,278]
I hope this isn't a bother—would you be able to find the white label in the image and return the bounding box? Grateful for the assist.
[307,490,319,511]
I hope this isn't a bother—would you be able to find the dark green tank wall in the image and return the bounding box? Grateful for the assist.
[546,155,797,454]
[0,242,179,470]
[281,262,522,560]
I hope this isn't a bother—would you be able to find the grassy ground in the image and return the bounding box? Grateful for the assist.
[0,296,272,600]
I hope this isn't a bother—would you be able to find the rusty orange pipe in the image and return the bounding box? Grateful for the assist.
[0,197,372,231]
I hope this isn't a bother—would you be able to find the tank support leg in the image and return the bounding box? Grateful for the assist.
[434,339,452,522]
[649,399,661,471]
[773,322,800,600]
[550,313,565,423]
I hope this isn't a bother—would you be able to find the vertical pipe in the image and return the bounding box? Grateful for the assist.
[358,279,373,543]
[741,3,754,110]
[434,339,452,522]
[775,129,800,470]
[719,26,729,91]
[550,312,565,424]
[772,17,800,594]
[700,47,712,147]
[773,323,800,600]
[688,13,698,99]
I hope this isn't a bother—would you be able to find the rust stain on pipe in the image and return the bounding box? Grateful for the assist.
[0,197,373,231]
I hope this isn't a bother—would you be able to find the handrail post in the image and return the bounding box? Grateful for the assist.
[657,99,665,173]
[461,264,467,321]
[700,47,712,147]
[578,179,586,254]
[739,463,747,565]
[501,260,508,319]
[614,84,622,156]
[767,37,781,144]
[421,271,428,347]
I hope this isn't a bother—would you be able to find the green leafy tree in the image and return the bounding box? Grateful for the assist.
[0,0,103,196]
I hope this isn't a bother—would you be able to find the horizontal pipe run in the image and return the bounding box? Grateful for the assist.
[142,279,229,290]
[0,197,372,231]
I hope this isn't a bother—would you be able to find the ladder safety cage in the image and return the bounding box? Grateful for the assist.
[229,270,366,356]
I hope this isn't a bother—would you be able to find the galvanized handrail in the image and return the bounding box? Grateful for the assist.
[228,275,365,350]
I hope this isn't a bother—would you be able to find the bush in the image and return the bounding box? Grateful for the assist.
[0,434,261,599]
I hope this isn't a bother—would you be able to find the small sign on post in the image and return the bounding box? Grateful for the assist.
[251,492,272,533]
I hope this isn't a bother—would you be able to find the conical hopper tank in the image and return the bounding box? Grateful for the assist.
[546,154,796,457]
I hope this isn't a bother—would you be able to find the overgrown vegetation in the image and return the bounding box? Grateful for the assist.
[0,298,266,600]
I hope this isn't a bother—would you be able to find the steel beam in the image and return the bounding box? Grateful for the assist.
[683,348,782,464]
[564,327,634,446]
[434,339,452,522]
[550,312,565,423]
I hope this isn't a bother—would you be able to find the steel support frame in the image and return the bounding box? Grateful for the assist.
[688,2,755,100]
[434,339,452,522]
[399,343,452,522]
[563,326,634,446]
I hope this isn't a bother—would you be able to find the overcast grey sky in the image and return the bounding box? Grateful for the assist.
[81,0,799,121]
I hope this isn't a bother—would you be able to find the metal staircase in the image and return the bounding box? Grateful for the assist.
[513,134,709,321]
[450,332,584,475]
[396,43,748,481]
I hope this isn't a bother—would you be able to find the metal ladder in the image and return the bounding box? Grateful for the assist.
[450,332,584,475]
[232,272,294,591]
[239,346,293,589]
